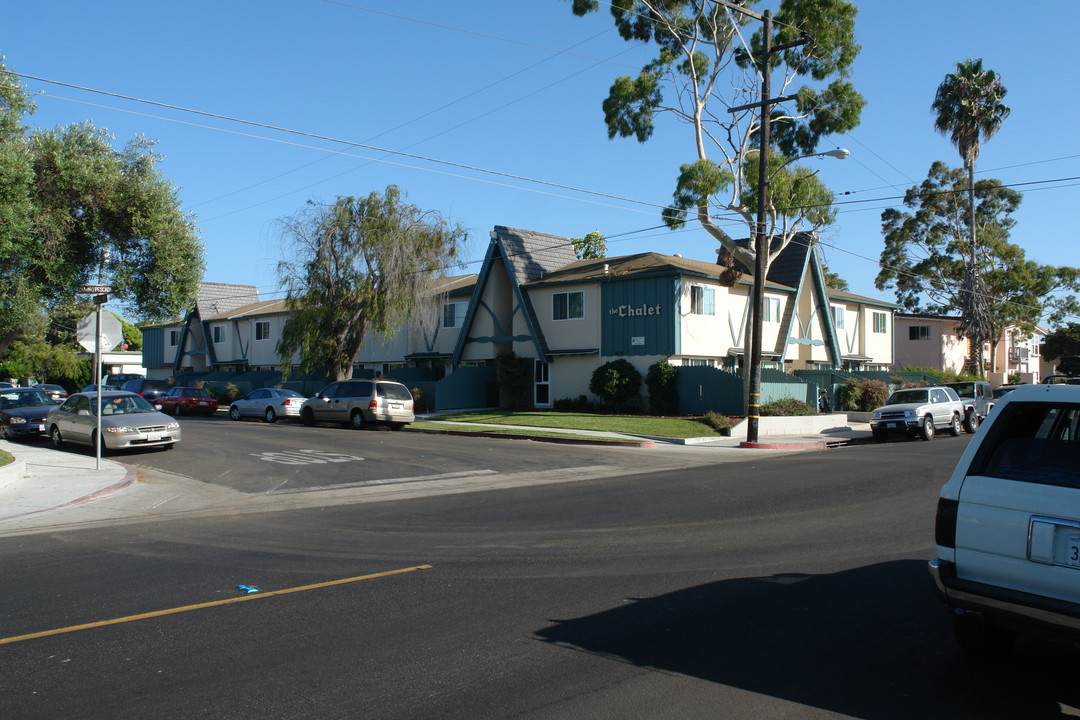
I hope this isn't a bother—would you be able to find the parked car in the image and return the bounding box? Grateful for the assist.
[35,384,69,403]
[992,384,1023,399]
[229,388,307,423]
[47,391,180,451]
[0,381,13,389]
[869,386,964,441]
[299,379,414,430]
[81,384,119,393]
[120,378,172,402]
[929,383,1080,656]
[157,387,219,416]
[0,387,58,441]
[944,380,995,433]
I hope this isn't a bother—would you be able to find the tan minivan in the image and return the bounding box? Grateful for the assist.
[299,379,415,430]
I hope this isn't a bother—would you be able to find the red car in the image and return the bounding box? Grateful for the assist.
[158,387,219,417]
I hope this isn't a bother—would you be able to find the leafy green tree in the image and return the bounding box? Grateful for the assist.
[0,60,204,356]
[571,230,607,260]
[1043,323,1080,362]
[931,58,1011,373]
[276,186,466,382]
[877,162,1080,369]
[569,0,863,276]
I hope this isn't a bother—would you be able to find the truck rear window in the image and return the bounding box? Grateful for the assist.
[970,403,1080,488]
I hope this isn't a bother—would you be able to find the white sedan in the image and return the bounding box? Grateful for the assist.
[228,388,307,423]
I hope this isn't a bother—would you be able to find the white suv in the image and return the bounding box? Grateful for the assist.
[870,386,964,441]
[929,383,1080,655]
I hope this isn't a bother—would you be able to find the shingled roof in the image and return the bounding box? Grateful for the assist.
[715,232,816,289]
[492,226,578,286]
[196,282,260,317]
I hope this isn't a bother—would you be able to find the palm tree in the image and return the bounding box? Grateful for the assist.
[931,58,1010,375]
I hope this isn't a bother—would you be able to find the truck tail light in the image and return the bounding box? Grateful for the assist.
[935,497,958,549]
[369,400,377,410]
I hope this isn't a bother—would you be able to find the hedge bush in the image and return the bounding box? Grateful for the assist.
[645,361,679,415]
[589,359,642,410]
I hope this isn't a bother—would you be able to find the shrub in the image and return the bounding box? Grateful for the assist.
[760,398,814,416]
[553,394,596,412]
[839,377,891,411]
[411,387,429,413]
[496,350,533,410]
[701,410,735,432]
[589,359,642,410]
[645,361,680,415]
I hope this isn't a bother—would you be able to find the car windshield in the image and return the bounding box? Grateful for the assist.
[888,389,929,405]
[947,382,974,397]
[93,395,158,415]
[0,390,53,408]
[185,388,212,398]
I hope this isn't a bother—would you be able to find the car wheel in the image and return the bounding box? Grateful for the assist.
[948,413,961,437]
[920,416,935,441]
[0,423,9,441]
[229,406,241,421]
[872,427,888,443]
[300,408,315,427]
[963,410,980,433]
[264,407,277,424]
[951,612,1016,658]
[350,409,366,430]
[50,425,64,449]
[160,443,174,451]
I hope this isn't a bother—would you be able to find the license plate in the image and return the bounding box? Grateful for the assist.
[147,433,162,442]
[1068,536,1080,567]
[35,424,44,432]
[389,403,402,410]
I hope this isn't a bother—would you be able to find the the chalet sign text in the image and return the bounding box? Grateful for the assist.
[609,303,662,318]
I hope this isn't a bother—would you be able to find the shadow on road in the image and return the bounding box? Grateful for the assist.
[535,560,1080,718]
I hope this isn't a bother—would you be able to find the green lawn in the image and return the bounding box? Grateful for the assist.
[426,411,727,439]
[0,449,13,467]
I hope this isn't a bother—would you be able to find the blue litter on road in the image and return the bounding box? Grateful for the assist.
[236,585,259,594]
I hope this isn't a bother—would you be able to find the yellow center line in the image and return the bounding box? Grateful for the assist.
[0,564,432,647]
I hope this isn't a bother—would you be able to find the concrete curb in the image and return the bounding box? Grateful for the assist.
[410,426,656,448]
[0,457,27,488]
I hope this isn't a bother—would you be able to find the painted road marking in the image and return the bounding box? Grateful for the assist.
[265,469,499,494]
[254,449,365,465]
[0,564,432,647]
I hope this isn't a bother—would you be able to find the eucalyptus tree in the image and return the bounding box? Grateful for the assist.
[878,162,1079,369]
[276,186,466,383]
[568,0,864,274]
[931,58,1010,373]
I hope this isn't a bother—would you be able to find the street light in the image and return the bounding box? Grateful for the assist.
[745,147,849,445]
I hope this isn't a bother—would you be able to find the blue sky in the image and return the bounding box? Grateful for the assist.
[4,1,1077,322]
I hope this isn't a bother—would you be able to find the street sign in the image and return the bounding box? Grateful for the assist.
[79,285,113,294]
[76,311,124,353]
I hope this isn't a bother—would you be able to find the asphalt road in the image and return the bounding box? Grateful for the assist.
[3,434,1078,719]
[128,416,663,494]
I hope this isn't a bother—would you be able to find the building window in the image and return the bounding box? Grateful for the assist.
[873,312,887,334]
[442,301,467,328]
[213,325,227,344]
[169,330,179,347]
[255,321,270,340]
[909,325,930,340]
[764,296,782,323]
[831,305,845,330]
[690,285,715,316]
[685,358,716,367]
[553,291,584,321]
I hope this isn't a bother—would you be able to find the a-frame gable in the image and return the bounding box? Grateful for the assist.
[451,236,546,365]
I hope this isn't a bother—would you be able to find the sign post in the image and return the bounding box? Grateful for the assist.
[78,286,115,470]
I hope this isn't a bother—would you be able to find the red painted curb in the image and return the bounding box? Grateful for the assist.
[739,440,826,450]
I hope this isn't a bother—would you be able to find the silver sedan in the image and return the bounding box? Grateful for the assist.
[47,391,181,451]
[228,388,307,423]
